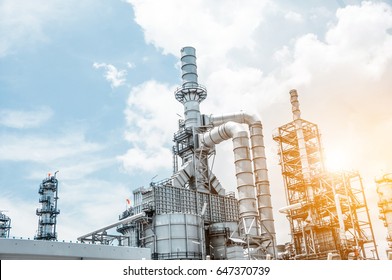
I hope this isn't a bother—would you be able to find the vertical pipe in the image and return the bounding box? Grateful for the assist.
[334,194,347,243]
[290,89,314,202]
[174,47,208,192]
[206,112,277,255]
[233,130,258,236]
[200,122,258,236]
[249,121,276,253]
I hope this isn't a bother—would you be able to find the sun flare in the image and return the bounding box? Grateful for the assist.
[324,150,350,172]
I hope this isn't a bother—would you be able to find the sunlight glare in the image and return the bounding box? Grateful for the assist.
[325,150,350,172]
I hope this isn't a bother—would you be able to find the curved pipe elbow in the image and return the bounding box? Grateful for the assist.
[207,112,261,127]
[200,121,247,148]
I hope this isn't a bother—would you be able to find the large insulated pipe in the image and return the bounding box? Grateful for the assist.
[77,212,146,242]
[279,202,305,214]
[290,89,314,201]
[200,122,258,236]
[205,112,276,250]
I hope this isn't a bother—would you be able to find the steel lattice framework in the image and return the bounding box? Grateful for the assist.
[273,91,379,260]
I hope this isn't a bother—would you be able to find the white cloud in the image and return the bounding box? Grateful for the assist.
[118,147,172,173]
[27,157,116,181]
[0,131,102,163]
[0,0,84,57]
[0,107,53,128]
[277,1,392,175]
[57,179,132,240]
[118,80,181,172]
[0,196,38,238]
[93,62,128,88]
[284,11,304,22]
[126,0,269,59]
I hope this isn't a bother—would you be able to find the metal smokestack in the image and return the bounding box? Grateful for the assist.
[175,47,207,129]
[174,46,208,191]
[290,89,301,120]
[181,47,198,87]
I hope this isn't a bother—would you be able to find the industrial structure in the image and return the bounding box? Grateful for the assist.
[376,173,392,259]
[78,47,277,260]
[0,47,386,260]
[34,172,60,241]
[0,211,11,238]
[273,90,379,260]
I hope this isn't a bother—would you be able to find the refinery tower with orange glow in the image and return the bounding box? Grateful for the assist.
[273,90,379,260]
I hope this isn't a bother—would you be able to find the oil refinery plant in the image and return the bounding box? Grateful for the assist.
[0,47,391,260]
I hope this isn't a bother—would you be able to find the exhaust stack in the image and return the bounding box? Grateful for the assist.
[180,47,198,87]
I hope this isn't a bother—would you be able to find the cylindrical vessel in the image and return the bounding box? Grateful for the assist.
[233,131,258,236]
[145,213,203,260]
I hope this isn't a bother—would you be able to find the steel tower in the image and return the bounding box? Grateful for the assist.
[35,172,60,241]
[273,90,378,260]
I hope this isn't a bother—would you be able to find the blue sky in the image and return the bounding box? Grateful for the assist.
[1,0,392,258]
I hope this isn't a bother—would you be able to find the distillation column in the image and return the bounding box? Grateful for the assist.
[0,211,11,238]
[376,173,392,259]
[35,172,60,241]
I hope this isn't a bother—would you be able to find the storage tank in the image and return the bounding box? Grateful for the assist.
[145,213,204,260]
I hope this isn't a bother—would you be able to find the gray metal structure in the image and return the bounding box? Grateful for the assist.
[0,47,277,260]
[0,211,11,238]
[0,47,385,261]
[78,47,277,260]
[35,172,60,241]
[79,47,277,260]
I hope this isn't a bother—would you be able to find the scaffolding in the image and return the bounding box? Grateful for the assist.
[376,173,392,258]
[273,90,378,260]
